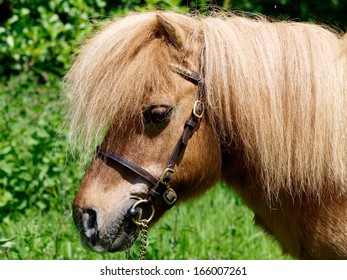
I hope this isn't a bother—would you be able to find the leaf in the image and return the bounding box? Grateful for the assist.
[36,200,47,210]
[0,237,16,250]
[0,242,15,249]
[0,190,13,207]
[6,36,14,48]
[0,162,14,176]
[0,146,12,155]
[18,172,32,182]
[7,14,19,25]
[0,237,16,246]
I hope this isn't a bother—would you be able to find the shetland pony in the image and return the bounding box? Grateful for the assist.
[63,11,347,259]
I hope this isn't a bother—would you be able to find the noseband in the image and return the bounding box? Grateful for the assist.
[96,63,205,225]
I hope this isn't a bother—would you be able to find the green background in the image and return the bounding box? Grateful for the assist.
[0,0,345,259]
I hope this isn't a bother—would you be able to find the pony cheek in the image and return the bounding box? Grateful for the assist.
[172,130,222,199]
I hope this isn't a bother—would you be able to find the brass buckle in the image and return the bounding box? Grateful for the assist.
[193,100,204,119]
[159,168,175,185]
[170,63,193,78]
[163,188,177,206]
[130,199,155,226]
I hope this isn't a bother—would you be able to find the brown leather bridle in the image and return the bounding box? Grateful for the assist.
[96,63,205,226]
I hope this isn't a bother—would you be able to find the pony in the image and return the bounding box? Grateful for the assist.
[63,11,347,259]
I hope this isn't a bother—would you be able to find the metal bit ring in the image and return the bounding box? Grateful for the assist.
[130,199,155,226]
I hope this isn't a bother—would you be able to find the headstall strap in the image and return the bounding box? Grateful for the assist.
[96,61,205,223]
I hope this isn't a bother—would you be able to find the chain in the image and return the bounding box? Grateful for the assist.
[124,219,149,260]
[139,220,149,260]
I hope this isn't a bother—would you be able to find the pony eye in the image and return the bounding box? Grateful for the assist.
[143,105,173,126]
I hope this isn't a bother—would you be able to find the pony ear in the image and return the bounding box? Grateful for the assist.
[156,13,187,52]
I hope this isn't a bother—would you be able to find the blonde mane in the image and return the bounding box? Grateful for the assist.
[63,11,347,198]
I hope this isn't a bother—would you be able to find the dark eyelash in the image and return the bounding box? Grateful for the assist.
[143,105,173,126]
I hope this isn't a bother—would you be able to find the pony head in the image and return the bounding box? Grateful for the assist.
[65,12,221,252]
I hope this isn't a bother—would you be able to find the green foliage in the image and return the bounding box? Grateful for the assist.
[0,73,80,220]
[0,0,107,77]
[213,0,346,31]
[0,0,188,78]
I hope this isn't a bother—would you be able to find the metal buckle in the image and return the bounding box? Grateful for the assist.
[170,63,193,78]
[159,168,175,185]
[163,188,177,206]
[130,199,155,226]
[193,100,204,119]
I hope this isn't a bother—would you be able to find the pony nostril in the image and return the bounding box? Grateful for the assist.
[82,209,98,239]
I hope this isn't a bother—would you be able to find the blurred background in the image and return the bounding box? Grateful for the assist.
[0,0,346,260]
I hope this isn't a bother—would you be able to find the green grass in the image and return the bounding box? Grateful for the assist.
[145,183,291,260]
[0,183,290,260]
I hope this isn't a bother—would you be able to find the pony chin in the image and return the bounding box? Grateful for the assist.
[106,219,141,253]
